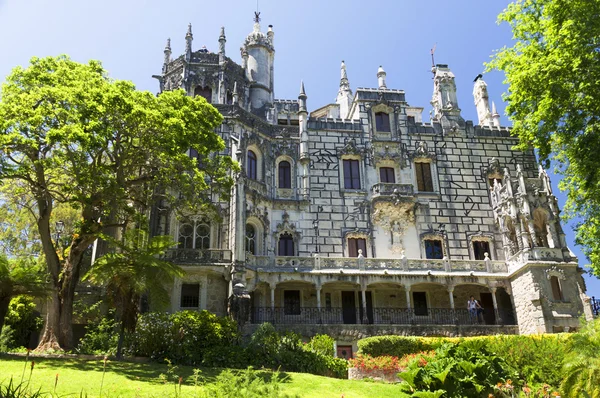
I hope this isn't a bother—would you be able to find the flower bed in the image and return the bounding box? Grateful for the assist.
[347,354,402,383]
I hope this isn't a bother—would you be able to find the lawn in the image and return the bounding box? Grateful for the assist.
[0,355,406,398]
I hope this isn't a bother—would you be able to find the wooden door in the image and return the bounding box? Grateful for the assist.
[341,291,357,324]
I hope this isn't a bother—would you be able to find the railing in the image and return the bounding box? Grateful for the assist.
[246,254,508,273]
[250,307,517,326]
[251,307,344,325]
[164,248,232,264]
[371,183,414,198]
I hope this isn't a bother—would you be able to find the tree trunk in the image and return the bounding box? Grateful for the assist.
[0,296,11,332]
[36,290,62,351]
[116,321,125,360]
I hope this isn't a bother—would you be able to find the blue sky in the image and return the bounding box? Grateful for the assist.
[1,0,598,297]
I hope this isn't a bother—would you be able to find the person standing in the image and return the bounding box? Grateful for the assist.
[468,295,483,323]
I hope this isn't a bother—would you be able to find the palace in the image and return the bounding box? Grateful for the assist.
[151,16,594,351]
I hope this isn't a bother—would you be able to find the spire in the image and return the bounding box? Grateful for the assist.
[162,38,171,73]
[219,26,226,57]
[298,80,307,113]
[377,65,387,89]
[185,23,193,61]
[340,60,350,91]
[491,101,501,128]
[232,81,239,105]
[473,76,492,127]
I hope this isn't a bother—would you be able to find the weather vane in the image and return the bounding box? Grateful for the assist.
[254,0,260,23]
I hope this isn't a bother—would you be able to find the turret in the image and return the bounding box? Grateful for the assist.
[185,23,193,62]
[218,26,226,62]
[336,61,353,119]
[473,77,492,127]
[162,38,171,74]
[241,13,275,116]
[377,65,387,89]
[298,81,310,198]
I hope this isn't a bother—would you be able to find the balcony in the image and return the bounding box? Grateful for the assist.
[250,307,516,326]
[164,248,232,264]
[371,183,414,200]
[246,255,508,273]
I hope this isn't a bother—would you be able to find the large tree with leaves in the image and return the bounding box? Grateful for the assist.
[0,55,235,350]
[488,0,600,275]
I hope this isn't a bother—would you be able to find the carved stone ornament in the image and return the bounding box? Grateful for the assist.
[337,138,364,157]
[371,143,402,164]
[273,211,300,241]
[409,141,436,160]
[545,266,566,281]
[372,201,415,253]
[486,157,503,176]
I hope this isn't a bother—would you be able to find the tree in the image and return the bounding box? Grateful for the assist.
[0,255,47,332]
[83,229,183,359]
[560,319,600,397]
[0,56,235,350]
[487,0,600,275]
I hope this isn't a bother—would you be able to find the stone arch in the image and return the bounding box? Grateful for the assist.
[245,217,265,255]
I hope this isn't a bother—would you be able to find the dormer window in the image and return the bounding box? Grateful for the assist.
[375,112,391,132]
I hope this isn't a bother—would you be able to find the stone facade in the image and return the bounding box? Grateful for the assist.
[152,16,593,343]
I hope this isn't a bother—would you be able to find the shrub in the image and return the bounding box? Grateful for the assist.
[305,334,335,357]
[76,315,120,355]
[245,323,347,378]
[399,340,517,397]
[3,295,43,349]
[198,367,292,398]
[560,318,600,398]
[357,336,436,358]
[0,325,14,352]
[349,354,402,375]
[130,310,239,365]
[484,334,569,387]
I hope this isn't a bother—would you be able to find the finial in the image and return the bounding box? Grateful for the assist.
[220,26,225,38]
[299,80,306,97]
[492,101,498,114]
[254,11,261,23]
[341,60,347,79]
[187,23,192,36]
[165,38,171,50]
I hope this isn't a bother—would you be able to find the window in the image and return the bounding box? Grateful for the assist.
[180,284,200,308]
[284,290,301,315]
[379,167,396,183]
[194,86,212,103]
[245,224,256,255]
[278,232,294,256]
[278,161,292,188]
[178,219,210,249]
[424,239,443,259]
[415,162,434,192]
[348,238,367,257]
[413,292,428,316]
[550,276,563,301]
[473,241,490,260]
[343,159,361,189]
[375,112,391,132]
[247,150,257,180]
[226,91,233,104]
[189,148,203,169]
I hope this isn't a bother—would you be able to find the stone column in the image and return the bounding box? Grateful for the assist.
[490,287,500,324]
[270,285,276,311]
[361,285,368,324]
[447,286,455,309]
[404,284,412,309]
[200,275,208,310]
[316,286,322,309]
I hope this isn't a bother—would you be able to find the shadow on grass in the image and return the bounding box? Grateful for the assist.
[0,354,292,387]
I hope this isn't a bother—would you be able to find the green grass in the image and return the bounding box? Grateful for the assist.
[0,355,406,397]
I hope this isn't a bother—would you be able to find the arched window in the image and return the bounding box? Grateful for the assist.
[178,219,210,249]
[247,150,258,180]
[550,276,563,300]
[278,232,294,256]
[278,161,291,188]
[194,86,212,103]
[245,224,256,255]
[533,210,549,247]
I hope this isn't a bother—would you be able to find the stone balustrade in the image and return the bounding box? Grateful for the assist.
[164,248,232,264]
[370,183,414,198]
[246,254,508,273]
